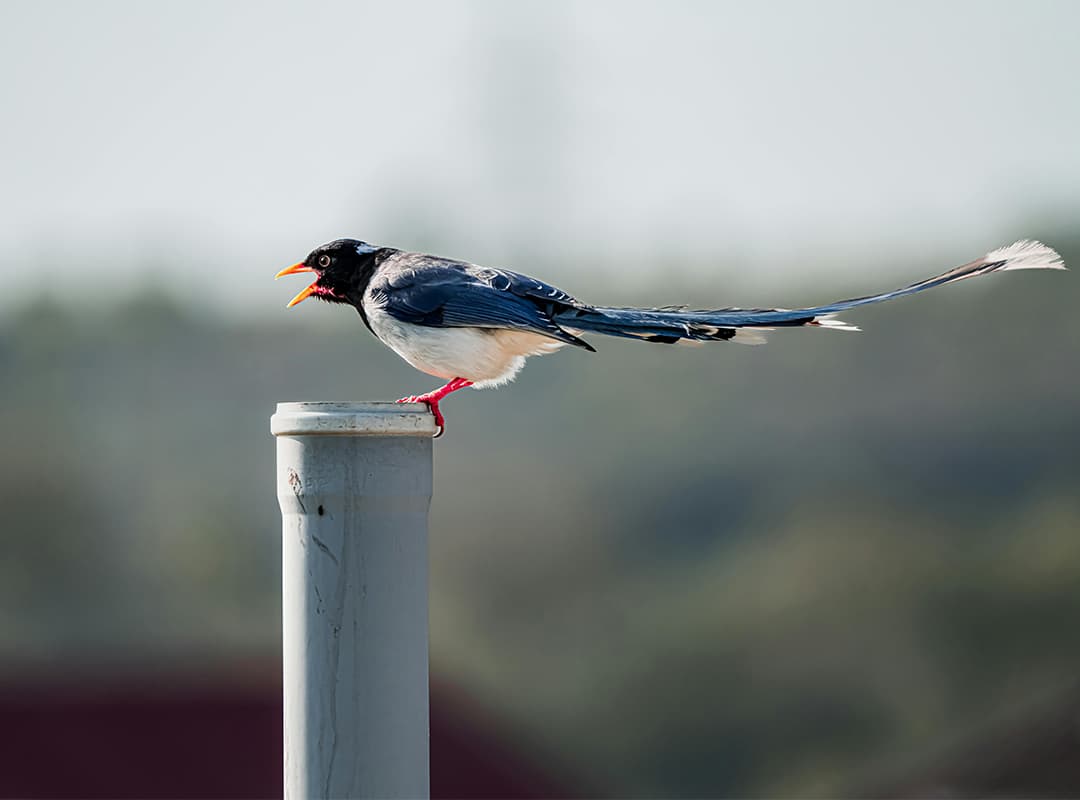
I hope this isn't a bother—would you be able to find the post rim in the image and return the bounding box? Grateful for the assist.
[271,401,437,437]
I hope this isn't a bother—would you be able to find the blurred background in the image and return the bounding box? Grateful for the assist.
[2,1,1079,797]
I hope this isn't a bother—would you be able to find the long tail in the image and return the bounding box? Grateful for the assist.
[555,240,1065,345]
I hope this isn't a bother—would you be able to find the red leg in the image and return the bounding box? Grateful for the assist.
[396,377,473,437]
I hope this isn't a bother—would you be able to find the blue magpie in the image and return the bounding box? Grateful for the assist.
[276,239,1065,435]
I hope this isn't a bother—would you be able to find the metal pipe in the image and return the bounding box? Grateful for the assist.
[272,401,436,800]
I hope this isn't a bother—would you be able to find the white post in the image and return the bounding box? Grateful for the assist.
[272,401,436,800]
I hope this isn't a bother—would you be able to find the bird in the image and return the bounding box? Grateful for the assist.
[276,239,1065,436]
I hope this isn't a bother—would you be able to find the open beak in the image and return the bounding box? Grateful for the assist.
[275,262,318,307]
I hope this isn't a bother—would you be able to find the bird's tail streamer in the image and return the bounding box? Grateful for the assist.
[555,240,1064,345]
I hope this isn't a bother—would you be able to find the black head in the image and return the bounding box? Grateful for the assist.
[275,239,382,307]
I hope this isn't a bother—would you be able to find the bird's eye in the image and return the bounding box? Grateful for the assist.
[318,254,332,268]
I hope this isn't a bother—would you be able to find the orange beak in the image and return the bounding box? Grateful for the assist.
[275,262,318,307]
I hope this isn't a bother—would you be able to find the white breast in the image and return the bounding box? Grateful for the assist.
[364,303,568,388]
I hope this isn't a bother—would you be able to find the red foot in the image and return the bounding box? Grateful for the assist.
[395,377,473,437]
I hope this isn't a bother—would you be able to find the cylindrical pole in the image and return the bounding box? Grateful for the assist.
[272,401,436,800]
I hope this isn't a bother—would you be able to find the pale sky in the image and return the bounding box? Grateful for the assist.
[2,0,1078,313]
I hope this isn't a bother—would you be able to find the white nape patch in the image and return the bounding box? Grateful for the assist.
[811,315,861,332]
[985,240,1066,271]
[731,328,771,345]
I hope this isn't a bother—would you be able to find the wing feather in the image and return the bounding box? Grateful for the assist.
[369,254,595,351]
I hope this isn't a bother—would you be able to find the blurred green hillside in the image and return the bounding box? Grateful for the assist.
[1,237,1078,797]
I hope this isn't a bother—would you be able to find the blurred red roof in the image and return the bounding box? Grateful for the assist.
[0,663,584,799]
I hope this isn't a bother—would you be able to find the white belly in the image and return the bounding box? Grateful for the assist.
[365,306,567,387]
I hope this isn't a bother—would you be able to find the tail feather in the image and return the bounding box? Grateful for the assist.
[555,240,1064,345]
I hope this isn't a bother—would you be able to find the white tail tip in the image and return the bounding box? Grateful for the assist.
[812,315,861,332]
[985,240,1066,271]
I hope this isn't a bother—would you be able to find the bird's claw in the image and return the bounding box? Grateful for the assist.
[396,394,446,437]
[395,378,470,439]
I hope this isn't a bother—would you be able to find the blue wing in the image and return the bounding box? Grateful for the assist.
[368,255,596,351]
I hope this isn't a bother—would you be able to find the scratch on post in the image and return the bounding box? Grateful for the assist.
[324,618,343,795]
[311,534,340,566]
